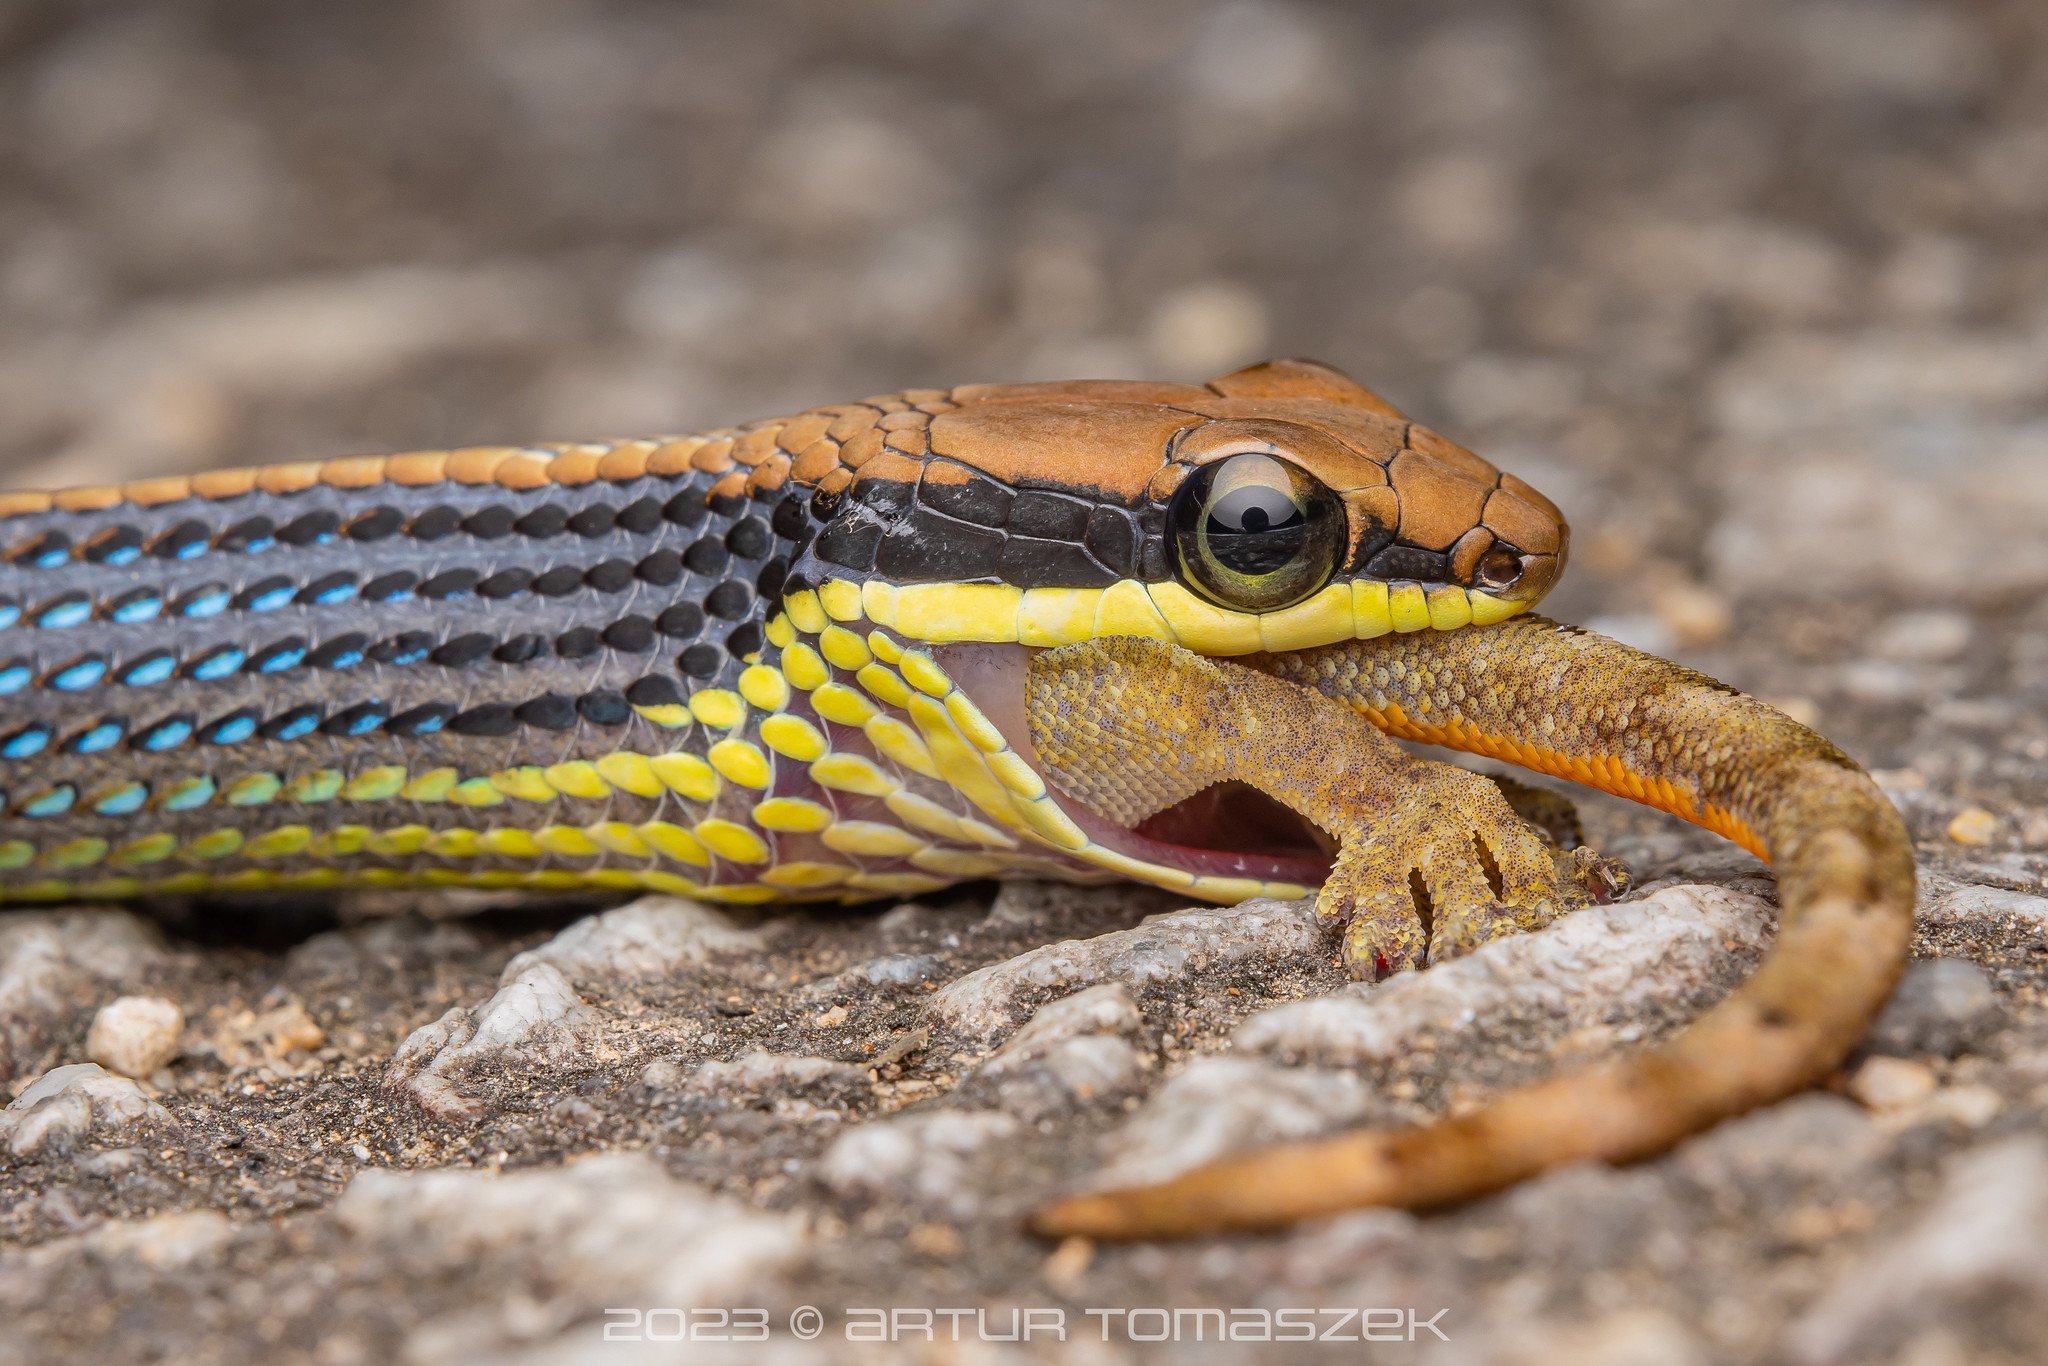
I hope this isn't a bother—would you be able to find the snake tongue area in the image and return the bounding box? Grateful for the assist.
[933,642,1333,887]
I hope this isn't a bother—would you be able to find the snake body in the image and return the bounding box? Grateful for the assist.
[0,358,1914,1237]
[0,360,1555,904]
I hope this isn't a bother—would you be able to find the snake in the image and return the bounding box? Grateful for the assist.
[0,357,1914,1238]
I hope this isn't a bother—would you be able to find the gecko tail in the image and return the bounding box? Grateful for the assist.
[1028,617,1917,1240]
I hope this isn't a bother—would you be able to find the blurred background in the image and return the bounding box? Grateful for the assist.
[5,10,2048,1352]
[0,0,2044,702]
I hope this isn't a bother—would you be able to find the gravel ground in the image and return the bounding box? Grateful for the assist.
[2,1,2047,1362]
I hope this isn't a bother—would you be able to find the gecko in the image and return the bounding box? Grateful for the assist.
[0,357,1914,1238]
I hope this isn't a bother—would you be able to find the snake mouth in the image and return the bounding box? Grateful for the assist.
[933,643,1333,887]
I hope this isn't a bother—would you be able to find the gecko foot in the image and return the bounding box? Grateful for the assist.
[1316,759,1628,980]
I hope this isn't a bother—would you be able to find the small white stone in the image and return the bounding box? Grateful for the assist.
[85,995,183,1078]
[1847,1056,1937,1111]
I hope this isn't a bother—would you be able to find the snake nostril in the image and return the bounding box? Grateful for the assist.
[1475,547,1526,592]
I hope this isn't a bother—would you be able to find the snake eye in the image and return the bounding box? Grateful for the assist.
[1475,547,1526,591]
[1168,453,1346,612]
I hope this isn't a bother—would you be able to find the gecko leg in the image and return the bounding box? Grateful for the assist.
[1488,774,1585,850]
[1023,637,1621,979]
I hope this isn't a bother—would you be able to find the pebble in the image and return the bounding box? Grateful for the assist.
[0,1062,176,1157]
[1864,958,1999,1058]
[1847,1056,1937,1111]
[385,963,601,1120]
[927,899,1324,1042]
[1790,1137,2048,1364]
[1945,807,2000,846]
[85,995,183,1079]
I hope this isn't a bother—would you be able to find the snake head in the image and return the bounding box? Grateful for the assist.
[768,358,1570,903]
[784,356,1566,652]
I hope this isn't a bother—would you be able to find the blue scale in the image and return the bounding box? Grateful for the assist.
[340,707,386,736]
[138,718,195,752]
[269,710,321,741]
[247,582,295,612]
[110,592,163,624]
[92,784,149,816]
[121,654,178,687]
[2,728,50,760]
[177,586,231,618]
[35,596,93,630]
[71,721,126,754]
[204,713,259,745]
[159,778,216,812]
[256,644,307,674]
[49,656,107,691]
[188,648,246,681]
[21,785,75,818]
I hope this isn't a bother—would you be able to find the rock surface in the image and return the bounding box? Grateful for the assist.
[0,1063,175,1157]
[3,3,2048,1363]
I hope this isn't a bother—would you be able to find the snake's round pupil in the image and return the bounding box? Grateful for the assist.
[1169,453,1345,612]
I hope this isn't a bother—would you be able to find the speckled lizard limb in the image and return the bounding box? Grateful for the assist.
[0,357,1911,1238]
